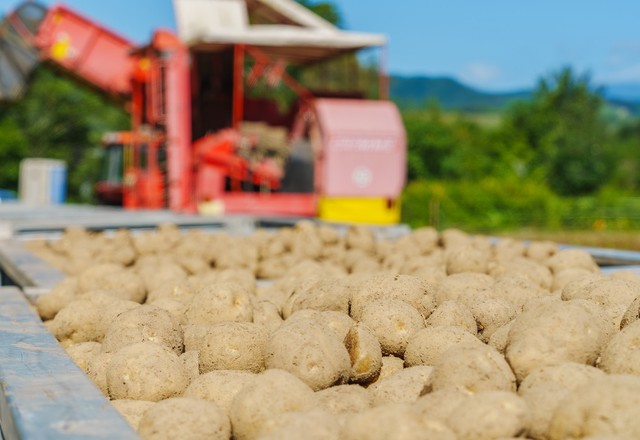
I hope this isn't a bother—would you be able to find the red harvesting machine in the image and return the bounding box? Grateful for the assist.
[0,0,406,224]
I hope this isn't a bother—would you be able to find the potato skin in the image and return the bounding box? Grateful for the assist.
[182,370,255,415]
[230,369,316,440]
[599,320,640,375]
[137,397,230,440]
[359,299,425,357]
[548,375,640,439]
[199,321,267,374]
[264,318,350,391]
[349,274,436,321]
[445,391,529,440]
[505,300,608,382]
[106,342,189,402]
[341,403,456,440]
[343,322,382,384]
[101,304,184,355]
[430,345,516,393]
[404,326,482,367]
[182,282,253,325]
[368,365,433,406]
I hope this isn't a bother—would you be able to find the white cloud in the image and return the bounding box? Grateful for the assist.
[458,62,502,88]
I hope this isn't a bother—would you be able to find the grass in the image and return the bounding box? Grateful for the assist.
[498,230,640,251]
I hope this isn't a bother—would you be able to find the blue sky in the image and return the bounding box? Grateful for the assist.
[2,0,640,91]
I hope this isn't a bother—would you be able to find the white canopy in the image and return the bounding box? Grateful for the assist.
[173,0,386,64]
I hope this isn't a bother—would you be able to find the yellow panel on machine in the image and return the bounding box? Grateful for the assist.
[318,197,400,225]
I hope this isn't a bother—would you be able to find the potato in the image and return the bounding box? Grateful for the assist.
[110,399,154,431]
[519,384,568,440]
[545,248,599,274]
[488,320,514,354]
[199,322,267,373]
[85,352,113,396]
[368,365,433,406]
[401,254,445,277]
[138,397,230,440]
[182,324,213,353]
[620,295,640,329]
[440,228,471,249]
[518,363,606,440]
[552,268,595,292]
[65,341,101,374]
[407,226,440,254]
[345,224,376,254]
[404,326,482,367]
[549,375,640,439]
[257,409,340,440]
[490,274,548,311]
[376,355,405,382]
[562,278,640,331]
[282,277,350,318]
[343,322,383,384]
[312,311,355,341]
[413,388,472,424]
[314,384,372,415]
[230,369,316,440]
[599,320,640,375]
[462,295,516,342]
[526,240,558,262]
[505,300,609,382]
[86,271,146,304]
[435,273,494,305]
[35,277,80,320]
[430,344,516,393]
[195,268,257,295]
[251,300,283,333]
[445,245,490,275]
[48,293,138,344]
[101,305,184,355]
[137,261,188,294]
[518,362,606,395]
[359,299,425,357]
[179,350,199,384]
[265,318,350,390]
[341,403,456,440]
[349,274,436,321]
[493,237,527,260]
[146,297,186,323]
[426,300,477,335]
[106,342,189,401]
[182,370,256,415]
[182,282,253,325]
[445,391,529,440]
[491,258,553,291]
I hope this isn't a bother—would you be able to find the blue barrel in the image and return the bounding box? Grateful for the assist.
[49,162,67,204]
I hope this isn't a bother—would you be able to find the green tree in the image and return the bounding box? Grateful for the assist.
[501,67,613,195]
[403,101,508,182]
[610,118,640,191]
[0,67,128,201]
[295,0,342,27]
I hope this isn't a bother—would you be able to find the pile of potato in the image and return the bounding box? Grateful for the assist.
[31,222,640,439]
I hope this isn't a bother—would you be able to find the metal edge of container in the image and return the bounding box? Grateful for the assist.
[0,240,65,293]
[0,286,139,440]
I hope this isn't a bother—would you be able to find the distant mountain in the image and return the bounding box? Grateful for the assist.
[389,75,531,111]
[389,75,640,116]
[602,83,640,102]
